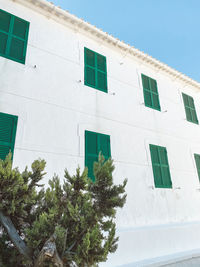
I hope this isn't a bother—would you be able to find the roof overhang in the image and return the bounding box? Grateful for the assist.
[12,0,200,91]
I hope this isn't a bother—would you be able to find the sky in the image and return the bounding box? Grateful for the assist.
[52,0,200,82]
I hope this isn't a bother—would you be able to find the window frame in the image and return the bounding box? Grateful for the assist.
[149,144,172,189]
[141,74,161,111]
[0,9,30,64]
[84,47,108,93]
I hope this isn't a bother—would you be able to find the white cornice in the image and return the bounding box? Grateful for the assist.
[13,0,200,90]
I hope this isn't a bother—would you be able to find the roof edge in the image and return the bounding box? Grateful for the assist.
[13,0,200,90]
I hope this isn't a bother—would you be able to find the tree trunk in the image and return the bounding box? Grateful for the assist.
[34,234,63,267]
[0,211,77,267]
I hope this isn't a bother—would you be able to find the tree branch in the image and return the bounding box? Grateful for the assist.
[0,211,32,261]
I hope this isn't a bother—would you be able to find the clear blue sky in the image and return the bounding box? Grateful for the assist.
[52,0,200,82]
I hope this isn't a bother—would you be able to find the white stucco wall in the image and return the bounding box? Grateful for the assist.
[1,0,200,265]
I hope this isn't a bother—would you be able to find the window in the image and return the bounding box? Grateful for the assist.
[0,112,18,160]
[149,144,172,188]
[182,93,198,124]
[84,47,107,92]
[0,9,29,64]
[194,154,200,181]
[141,74,161,111]
[85,130,111,181]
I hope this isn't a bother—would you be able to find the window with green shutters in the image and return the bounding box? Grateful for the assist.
[0,9,29,64]
[0,112,18,160]
[84,47,107,93]
[85,130,111,181]
[141,74,161,111]
[194,154,200,181]
[149,144,172,188]
[182,93,198,124]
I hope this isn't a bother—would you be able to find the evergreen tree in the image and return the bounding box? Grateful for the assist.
[0,153,127,267]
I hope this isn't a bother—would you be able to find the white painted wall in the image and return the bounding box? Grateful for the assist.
[1,0,200,265]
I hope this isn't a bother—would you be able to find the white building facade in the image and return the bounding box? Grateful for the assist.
[1,0,200,266]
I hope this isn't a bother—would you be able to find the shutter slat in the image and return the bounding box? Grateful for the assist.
[144,90,152,107]
[150,145,159,164]
[99,134,110,159]
[0,116,14,143]
[153,166,162,187]
[9,37,25,61]
[152,93,160,110]
[85,48,95,67]
[97,54,106,72]
[142,74,150,90]
[85,67,96,87]
[150,78,158,93]
[0,32,8,54]
[0,145,10,160]
[161,166,172,187]
[86,131,98,155]
[97,71,107,92]
[0,9,11,32]
[86,155,98,182]
[13,17,28,39]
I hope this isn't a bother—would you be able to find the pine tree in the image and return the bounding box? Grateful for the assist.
[0,153,127,266]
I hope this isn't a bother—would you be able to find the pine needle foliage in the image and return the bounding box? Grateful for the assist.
[0,153,127,267]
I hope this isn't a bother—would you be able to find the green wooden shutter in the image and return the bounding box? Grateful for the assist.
[97,54,107,92]
[150,145,162,187]
[0,112,18,160]
[0,10,11,55]
[85,131,98,182]
[0,9,29,64]
[85,48,96,88]
[182,93,192,121]
[141,74,161,111]
[84,47,108,93]
[99,133,111,159]
[159,147,172,187]
[85,131,111,181]
[194,154,200,181]
[149,144,172,188]
[182,93,198,124]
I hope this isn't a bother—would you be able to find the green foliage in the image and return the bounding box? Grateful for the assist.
[0,153,127,266]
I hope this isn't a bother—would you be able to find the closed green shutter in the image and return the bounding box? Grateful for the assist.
[84,47,107,93]
[0,9,29,64]
[194,154,200,181]
[85,49,96,87]
[141,74,161,111]
[0,112,18,160]
[99,133,111,160]
[85,131,111,181]
[149,144,172,188]
[182,93,198,124]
